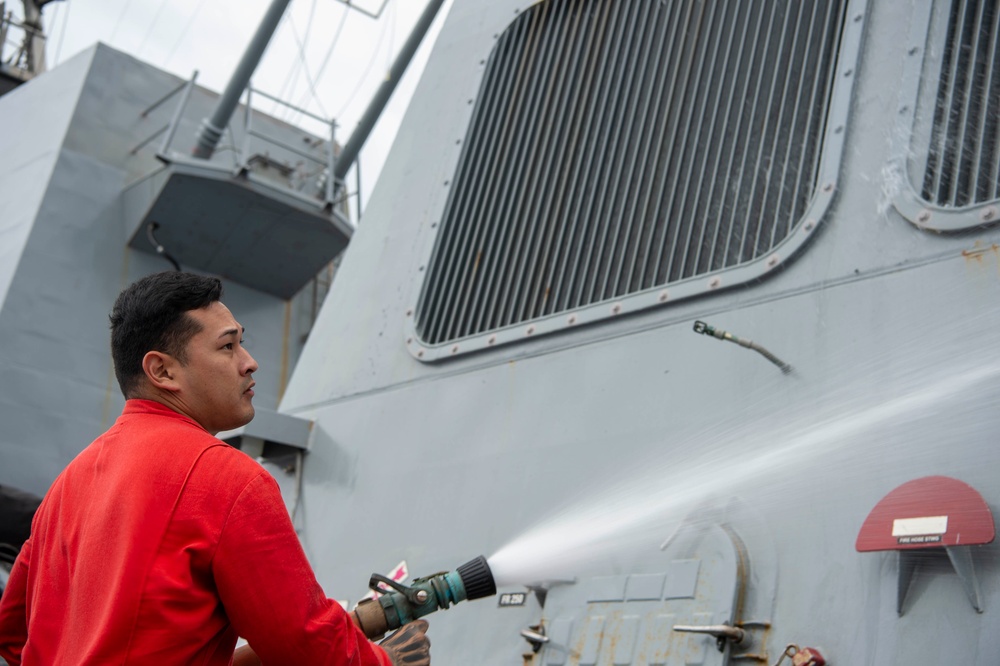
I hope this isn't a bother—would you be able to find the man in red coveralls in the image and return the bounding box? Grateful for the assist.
[0,272,429,665]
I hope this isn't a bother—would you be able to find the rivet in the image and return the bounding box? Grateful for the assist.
[908,46,919,56]
[567,315,577,325]
[709,277,722,289]
[767,254,779,268]
[443,180,450,186]
[611,303,622,314]
[468,99,474,104]
[526,326,535,335]
[844,68,853,77]
[854,13,863,22]
[488,335,497,345]
[917,209,932,223]
[480,60,486,65]
[980,206,996,221]
[419,266,425,272]
[899,105,909,115]
[658,290,670,302]
[823,182,835,193]
[431,222,437,228]
[451,345,459,354]
[406,309,413,317]
[417,350,425,358]
[804,219,815,231]
[834,125,844,134]
[406,337,413,344]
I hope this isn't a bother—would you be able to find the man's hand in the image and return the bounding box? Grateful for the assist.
[380,619,431,665]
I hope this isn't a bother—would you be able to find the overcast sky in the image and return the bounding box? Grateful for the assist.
[28,0,452,215]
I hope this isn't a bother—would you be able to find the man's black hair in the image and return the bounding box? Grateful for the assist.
[110,272,223,398]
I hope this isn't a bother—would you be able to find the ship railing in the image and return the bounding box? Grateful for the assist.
[0,2,45,79]
[136,71,345,218]
[130,71,201,158]
[241,84,339,210]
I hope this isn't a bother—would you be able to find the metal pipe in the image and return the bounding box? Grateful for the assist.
[1,5,11,59]
[159,71,199,156]
[693,320,793,374]
[326,119,336,205]
[248,85,329,123]
[130,124,169,155]
[354,156,362,217]
[332,0,447,184]
[192,0,292,159]
[520,629,549,645]
[141,77,194,118]
[673,624,747,645]
[242,85,253,169]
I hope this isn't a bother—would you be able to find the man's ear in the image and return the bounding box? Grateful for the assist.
[142,351,181,392]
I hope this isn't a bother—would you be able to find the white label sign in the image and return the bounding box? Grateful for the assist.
[892,515,948,537]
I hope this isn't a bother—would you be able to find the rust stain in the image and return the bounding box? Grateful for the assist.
[960,242,1000,281]
[961,242,999,262]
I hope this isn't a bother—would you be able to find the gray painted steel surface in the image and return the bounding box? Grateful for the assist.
[1,0,999,664]
[279,0,1000,663]
[0,44,328,495]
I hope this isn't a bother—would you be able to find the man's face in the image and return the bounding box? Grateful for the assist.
[172,301,258,435]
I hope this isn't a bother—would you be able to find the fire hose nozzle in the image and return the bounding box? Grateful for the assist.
[354,555,497,641]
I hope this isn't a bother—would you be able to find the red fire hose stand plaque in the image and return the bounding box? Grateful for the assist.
[856,475,995,614]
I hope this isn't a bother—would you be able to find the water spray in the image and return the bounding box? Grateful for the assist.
[353,556,497,640]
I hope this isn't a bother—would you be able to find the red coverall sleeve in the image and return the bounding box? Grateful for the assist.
[0,537,31,666]
[212,472,391,666]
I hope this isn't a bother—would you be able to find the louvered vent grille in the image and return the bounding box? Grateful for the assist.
[921,0,1000,207]
[417,0,849,347]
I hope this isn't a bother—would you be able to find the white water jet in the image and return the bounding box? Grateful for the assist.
[488,356,1000,587]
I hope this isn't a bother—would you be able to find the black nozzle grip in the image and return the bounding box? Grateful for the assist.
[456,555,497,600]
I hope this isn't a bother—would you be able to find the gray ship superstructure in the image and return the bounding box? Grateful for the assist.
[3,0,1000,664]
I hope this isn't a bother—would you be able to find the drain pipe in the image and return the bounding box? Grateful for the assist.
[331,0,447,187]
[192,0,292,159]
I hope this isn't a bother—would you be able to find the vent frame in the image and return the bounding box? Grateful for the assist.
[406,0,868,361]
[891,0,1000,231]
